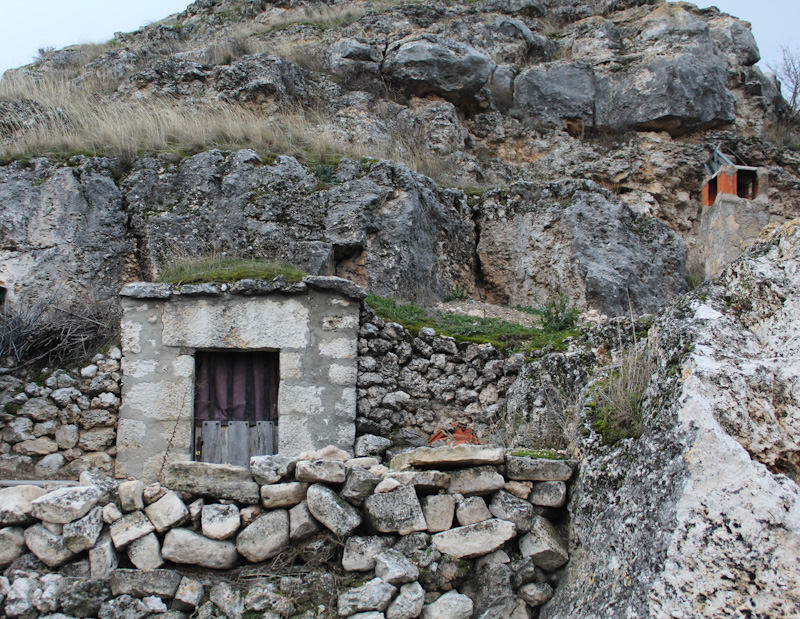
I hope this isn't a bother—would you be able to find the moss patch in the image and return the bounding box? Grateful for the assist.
[157,256,306,285]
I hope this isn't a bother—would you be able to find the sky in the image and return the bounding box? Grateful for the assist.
[0,0,798,78]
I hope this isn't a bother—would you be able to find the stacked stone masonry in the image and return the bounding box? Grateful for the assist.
[357,305,523,447]
[0,445,575,618]
[0,348,123,481]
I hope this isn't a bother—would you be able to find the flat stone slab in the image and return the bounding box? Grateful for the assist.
[110,511,155,548]
[30,486,101,524]
[447,466,505,496]
[162,528,239,570]
[110,569,183,599]
[505,456,574,482]
[431,518,517,559]
[337,577,397,616]
[164,462,259,504]
[0,485,47,525]
[391,445,505,470]
[385,471,451,493]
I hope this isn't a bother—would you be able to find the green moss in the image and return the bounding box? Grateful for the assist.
[509,448,567,460]
[157,256,306,285]
[4,401,21,414]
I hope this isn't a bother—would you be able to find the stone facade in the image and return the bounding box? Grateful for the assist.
[115,277,363,481]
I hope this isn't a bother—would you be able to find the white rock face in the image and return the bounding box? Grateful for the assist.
[421,590,474,619]
[202,503,241,540]
[542,223,800,618]
[455,496,492,526]
[261,482,308,509]
[421,495,455,533]
[432,518,517,559]
[30,486,101,524]
[144,491,189,532]
[337,577,397,616]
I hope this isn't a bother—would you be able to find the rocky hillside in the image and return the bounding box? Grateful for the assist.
[1,0,799,316]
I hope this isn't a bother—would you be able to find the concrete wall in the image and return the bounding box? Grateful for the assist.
[115,279,360,481]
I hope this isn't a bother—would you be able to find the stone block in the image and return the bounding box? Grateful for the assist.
[421,495,455,533]
[519,516,569,571]
[386,581,425,619]
[505,456,574,481]
[289,501,321,541]
[144,491,189,532]
[528,481,567,508]
[0,526,26,568]
[518,582,554,607]
[448,466,505,496]
[90,531,119,579]
[432,519,517,559]
[307,484,362,536]
[456,496,492,525]
[250,454,297,485]
[162,528,239,569]
[0,485,46,525]
[295,459,347,484]
[342,535,396,571]
[30,486,101,524]
[338,577,397,616]
[375,549,419,585]
[24,524,76,567]
[14,437,59,456]
[128,532,164,570]
[63,506,104,552]
[110,511,155,548]
[119,480,145,512]
[391,445,505,470]
[173,577,204,612]
[202,503,241,540]
[341,466,383,505]
[261,482,308,509]
[109,568,183,598]
[236,510,290,562]
[364,485,427,535]
[420,590,473,619]
[164,462,260,504]
[355,434,392,457]
[386,471,451,493]
[103,503,123,524]
[489,490,538,533]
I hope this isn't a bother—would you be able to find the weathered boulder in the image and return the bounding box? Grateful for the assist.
[0,485,46,525]
[528,481,567,507]
[432,518,517,559]
[24,524,76,567]
[421,494,455,532]
[162,528,239,569]
[0,526,26,567]
[337,577,397,616]
[109,569,183,599]
[341,466,383,505]
[342,535,396,571]
[128,532,164,570]
[289,500,321,541]
[261,482,308,509]
[375,548,420,585]
[295,459,347,484]
[236,510,290,562]
[60,579,112,617]
[306,483,362,536]
[488,490,538,532]
[505,456,574,482]
[519,516,569,571]
[449,467,506,496]
[386,581,426,619]
[209,582,244,619]
[250,454,297,485]
[383,35,494,105]
[421,590,474,619]
[90,531,119,579]
[110,510,155,548]
[144,491,189,532]
[455,496,493,526]
[63,506,104,552]
[202,503,241,540]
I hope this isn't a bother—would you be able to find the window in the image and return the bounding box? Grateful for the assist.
[194,351,279,465]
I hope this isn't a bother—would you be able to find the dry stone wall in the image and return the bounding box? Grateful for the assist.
[0,445,576,619]
[0,349,123,481]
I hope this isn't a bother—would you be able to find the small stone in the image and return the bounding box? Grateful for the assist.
[6,577,36,617]
[528,481,567,508]
[299,445,352,461]
[289,501,321,541]
[162,528,239,569]
[103,503,123,524]
[355,434,392,457]
[337,577,397,616]
[505,457,573,482]
[295,460,347,484]
[202,503,241,540]
[456,496,493,526]
[375,549,419,585]
[81,365,99,378]
[250,454,297,485]
[375,478,403,493]
[240,504,261,527]
[210,582,244,619]
[55,424,79,450]
[504,481,533,499]
[475,549,511,571]
[110,511,155,548]
[386,581,425,619]
[14,437,58,456]
[0,485,46,525]
[236,510,289,562]
[128,532,164,570]
[341,466,383,505]
[90,531,119,579]
[244,582,295,615]
[109,568,183,598]
[342,535,396,571]
[518,582,554,607]
[386,471,451,493]
[143,595,169,613]
[261,482,308,509]
[347,457,381,469]
[489,490,538,533]
[24,524,76,567]
[306,484,362,536]
[30,485,101,524]
[142,482,168,505]
[420,590,473,619]
[421,495,455,533]
[0,526,26,567]
[432,519,517,559]
[63,506,104,552]
[144,491,189,532]
[173,577,204,612]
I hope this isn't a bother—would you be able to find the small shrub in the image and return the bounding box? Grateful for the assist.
[530,293,580,333]
[443,287,470,302]
[590,344,654,445]
[509,448,567,460]
[157,256,306,285]
[685,254,706,290]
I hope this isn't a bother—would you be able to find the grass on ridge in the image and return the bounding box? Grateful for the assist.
[157,256,305,285]
[366,295,579,352]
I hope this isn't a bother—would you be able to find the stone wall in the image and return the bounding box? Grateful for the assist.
[0,445,575,619]
[0,349,122,480]
[356,305,524,452]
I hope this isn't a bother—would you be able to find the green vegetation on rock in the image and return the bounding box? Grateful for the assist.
[157,256,306,285]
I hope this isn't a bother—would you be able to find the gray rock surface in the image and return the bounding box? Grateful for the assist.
[236,510,289,562]
[162,528,239,569]
[342,535,396,572]
[337,577,397,616]
[30,486,101,524]
[306,484,362,536]
[364,485,427,535]
[432,518,517,559]
[386,581,425,619]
